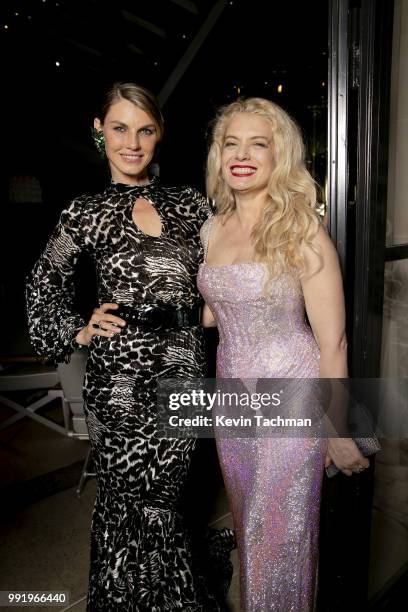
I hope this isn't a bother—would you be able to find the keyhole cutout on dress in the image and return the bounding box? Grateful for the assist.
[132,197,163,238]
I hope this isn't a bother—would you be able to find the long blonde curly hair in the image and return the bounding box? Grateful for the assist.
[206,97,321,279]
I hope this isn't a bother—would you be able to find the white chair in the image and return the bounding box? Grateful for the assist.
[0,363,64,434]
[58,350,95,496]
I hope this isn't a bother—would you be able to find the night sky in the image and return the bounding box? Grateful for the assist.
[2,0,328,194]
[1,0,328,355]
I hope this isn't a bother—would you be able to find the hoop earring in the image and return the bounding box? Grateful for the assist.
[91,127,106,158]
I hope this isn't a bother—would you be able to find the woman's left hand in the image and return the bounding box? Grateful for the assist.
[325,437,369,476]
[75,303,125,346]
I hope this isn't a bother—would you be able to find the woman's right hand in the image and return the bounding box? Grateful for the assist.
[75,303,126,346]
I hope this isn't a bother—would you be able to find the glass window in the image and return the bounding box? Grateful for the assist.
[385,0,408,246]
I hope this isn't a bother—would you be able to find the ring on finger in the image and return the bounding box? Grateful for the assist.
[354,466,365,473]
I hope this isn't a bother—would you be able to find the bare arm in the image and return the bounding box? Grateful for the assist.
[202,303,217,328]
[301,226,369,476]
[301,225,347,378]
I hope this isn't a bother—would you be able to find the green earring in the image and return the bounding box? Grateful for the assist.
[91,127,106,157]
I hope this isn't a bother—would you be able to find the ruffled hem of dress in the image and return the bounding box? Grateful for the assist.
[87,500,230,612]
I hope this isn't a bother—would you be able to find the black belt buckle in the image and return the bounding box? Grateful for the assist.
[144,305,177,331]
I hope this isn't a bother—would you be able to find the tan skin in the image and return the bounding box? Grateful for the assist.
[75,99,162,346]
[202,113,369,477]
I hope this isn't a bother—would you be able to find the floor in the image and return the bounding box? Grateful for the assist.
[0,398,239,612]
[368,439,408,600]
[1,396,408,611]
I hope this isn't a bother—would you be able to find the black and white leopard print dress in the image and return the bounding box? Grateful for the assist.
[26,178,234,611]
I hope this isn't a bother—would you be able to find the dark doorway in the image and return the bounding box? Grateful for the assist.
[321,1,408,610]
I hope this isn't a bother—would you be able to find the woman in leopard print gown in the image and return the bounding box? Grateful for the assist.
[26,83,234,611]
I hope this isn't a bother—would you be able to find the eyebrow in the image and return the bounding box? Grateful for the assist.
[225,134,270,140]
[108,121,156,131]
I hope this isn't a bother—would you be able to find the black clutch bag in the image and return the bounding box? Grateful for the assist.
[325,435,381,477]
[325,399,381,478]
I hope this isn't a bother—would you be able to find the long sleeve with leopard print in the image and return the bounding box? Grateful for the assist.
[25,196,92,363]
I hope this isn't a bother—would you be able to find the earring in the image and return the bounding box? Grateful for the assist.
[91,127,106,157]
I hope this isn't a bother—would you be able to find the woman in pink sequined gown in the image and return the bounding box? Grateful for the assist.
[197,98,369,611]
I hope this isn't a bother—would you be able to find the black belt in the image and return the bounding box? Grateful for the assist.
[115,304,201,331]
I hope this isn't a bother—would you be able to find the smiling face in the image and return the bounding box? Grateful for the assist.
[94,98,159,185]
[221,112,274,196]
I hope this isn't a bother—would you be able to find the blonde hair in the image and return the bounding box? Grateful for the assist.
[206,97,320,279]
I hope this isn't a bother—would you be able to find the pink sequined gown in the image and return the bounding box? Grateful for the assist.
[197,218,326,611]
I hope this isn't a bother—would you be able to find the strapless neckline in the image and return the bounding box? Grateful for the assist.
[199,261,266,270]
